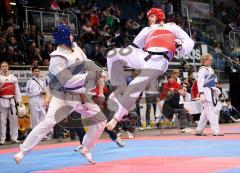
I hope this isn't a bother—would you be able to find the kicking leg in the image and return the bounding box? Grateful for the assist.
[13,97,73,163]
[107,68,161,130]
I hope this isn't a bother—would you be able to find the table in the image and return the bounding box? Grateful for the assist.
[183,100,203,114]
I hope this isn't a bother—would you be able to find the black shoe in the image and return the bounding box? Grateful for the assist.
[156,122,161,129]
[213,133,224,136]
[195,133,207,136]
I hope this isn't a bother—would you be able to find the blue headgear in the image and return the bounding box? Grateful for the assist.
[52,24,71,47]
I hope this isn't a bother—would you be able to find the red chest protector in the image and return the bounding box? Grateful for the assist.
[144,28,176,54]
[0,82,15,96]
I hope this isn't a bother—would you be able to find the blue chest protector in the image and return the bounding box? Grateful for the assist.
[200,66,217,88]
[204,73,216,88]
[48,55,85,93]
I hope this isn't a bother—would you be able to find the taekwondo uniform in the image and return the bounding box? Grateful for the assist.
[107,22,194,122]
[18,45,107,157]
[26,76,47,129]
[196,66,222,135]
[13,24,107,165]
[0,73,22,143]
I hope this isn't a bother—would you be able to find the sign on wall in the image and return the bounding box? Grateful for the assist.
[10,70,49,94]
[170,42,206,69]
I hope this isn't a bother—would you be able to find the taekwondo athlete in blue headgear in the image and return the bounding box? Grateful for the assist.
[14,24,107,165]
[52,24,72,47]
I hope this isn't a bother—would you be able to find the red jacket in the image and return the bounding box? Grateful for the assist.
[160,81,180,100]
[93,86,108,96]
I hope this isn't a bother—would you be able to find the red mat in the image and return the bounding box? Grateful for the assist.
[33,156,240,173]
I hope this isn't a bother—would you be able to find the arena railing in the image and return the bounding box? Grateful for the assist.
[24,7,78,36]
[183,1,226,44]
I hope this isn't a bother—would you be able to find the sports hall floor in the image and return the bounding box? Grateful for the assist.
[1,123,240,173]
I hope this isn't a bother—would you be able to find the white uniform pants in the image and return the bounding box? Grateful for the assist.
[0,107,18,141]
[29,106,46,129]
[107,46,168,121]
[196,101,220,134]
[20,96,106,156]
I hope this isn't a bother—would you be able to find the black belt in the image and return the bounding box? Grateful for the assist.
[0,96,16,115]
[130,43,139,49]
[210,88,218,106]
[129,43,170,61]
[144,51,169,61]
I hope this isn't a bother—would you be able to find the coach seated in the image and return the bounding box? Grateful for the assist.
[162,85,192,133]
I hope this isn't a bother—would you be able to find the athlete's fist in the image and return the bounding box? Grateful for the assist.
[200,93,206,102]
[175,39,183,50]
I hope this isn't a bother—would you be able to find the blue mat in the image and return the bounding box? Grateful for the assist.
[1,139,240,173]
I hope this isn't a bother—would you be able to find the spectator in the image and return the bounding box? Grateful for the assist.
[5,46,22,65]
[50,0,60,11]
[41,42,53,62]
[171,69,181,84]
[0,36,7,60]
[29,25,38,46]
[187,71,195,89]
[180,61,194,74]
[81,20,96,44]
[136,11,146,29]
[89,7,99,27]
[230,57,240,72]
[93,45,106,67]
[181,84,192,102]
[58,0,70,10]
[214,42,223,54]
[182,78,191,93]
[103,6,114,27]
[99,25,111,37]
[20,28,32,49]
[230,47,240,60]
[160,76,181,100]
[32,59,39,67]
[35,48,42,62]
[26,41,38,64]
[4,26,14,43]
[220,98,240,123]
[42,58,50,66]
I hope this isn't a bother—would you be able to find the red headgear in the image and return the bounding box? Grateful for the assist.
[147,8,165,21]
